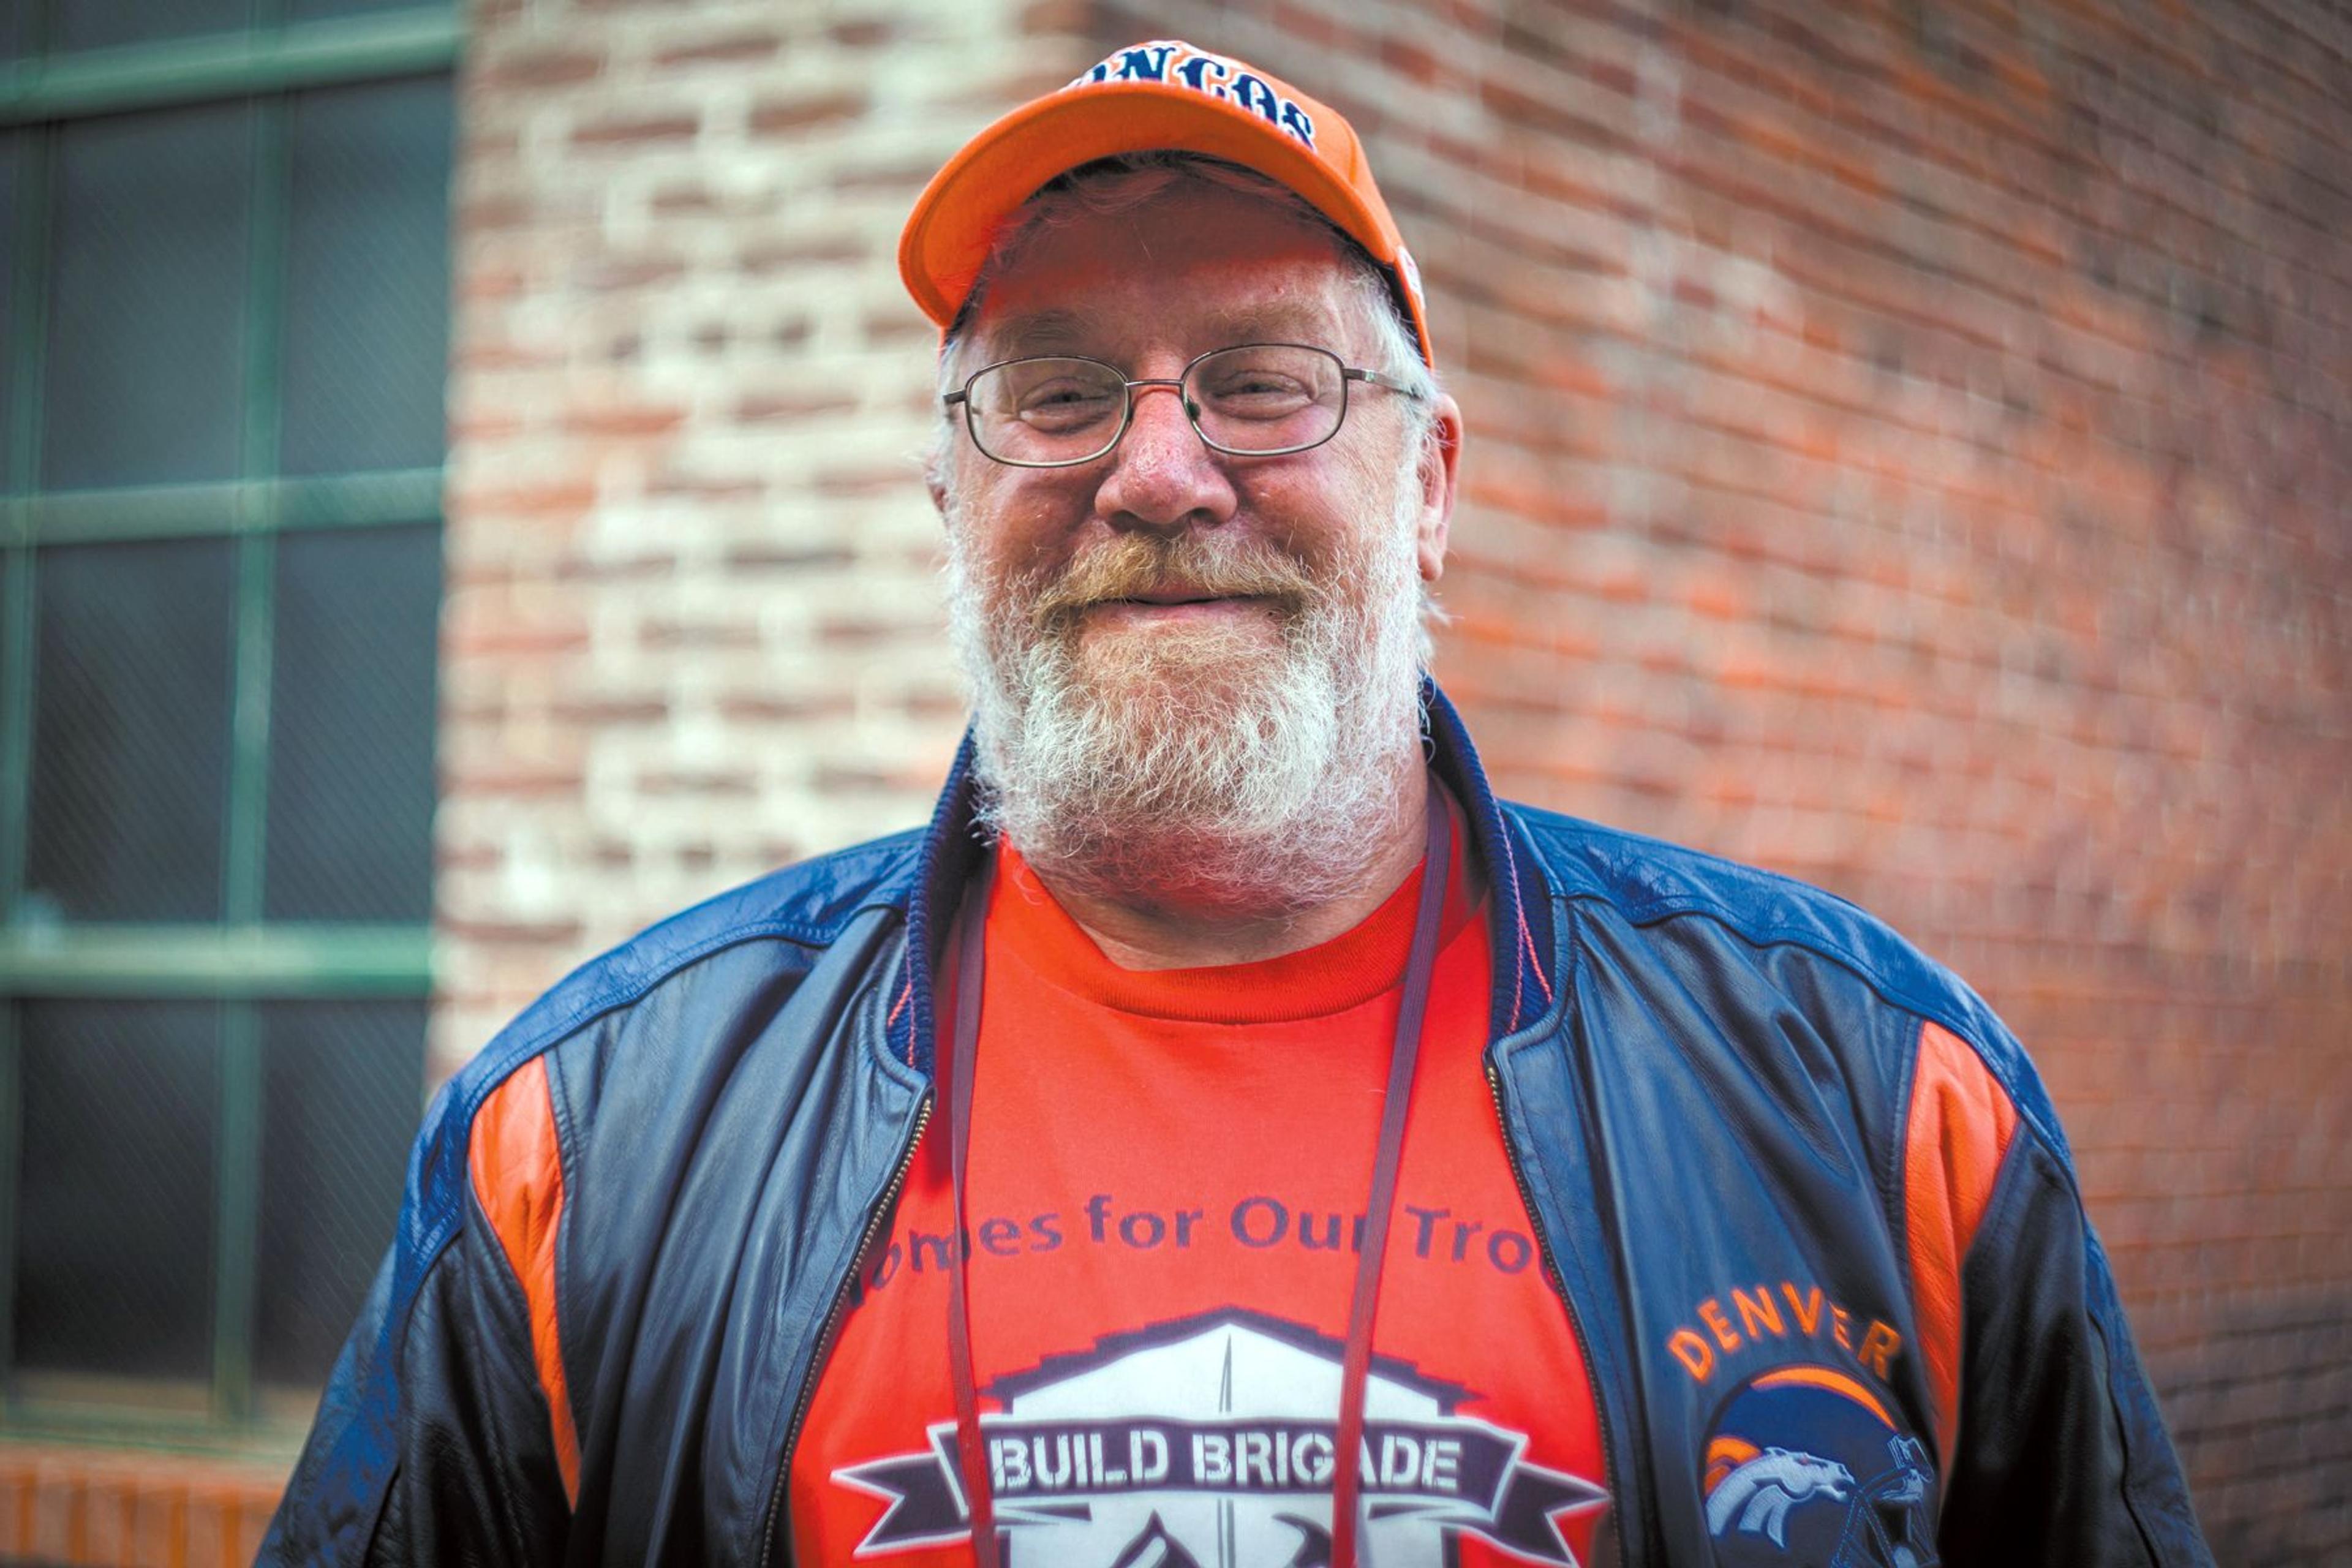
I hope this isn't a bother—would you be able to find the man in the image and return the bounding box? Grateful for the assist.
[267,40,2211,1568]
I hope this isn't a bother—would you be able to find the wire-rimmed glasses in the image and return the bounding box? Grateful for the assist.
[943,342,1423,469]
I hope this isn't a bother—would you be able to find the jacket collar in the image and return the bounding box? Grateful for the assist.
[884,679,1556,1076]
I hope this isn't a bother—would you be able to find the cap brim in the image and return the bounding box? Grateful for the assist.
[900,83,1404,338]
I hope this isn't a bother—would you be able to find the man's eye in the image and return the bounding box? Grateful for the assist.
[1017,382,1119,427]
[1200,374,1314,417]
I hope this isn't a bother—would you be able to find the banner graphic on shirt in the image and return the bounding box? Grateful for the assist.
[832,1308,1607,1566]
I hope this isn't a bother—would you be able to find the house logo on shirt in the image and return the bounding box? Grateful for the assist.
[832,1308,1607,1566]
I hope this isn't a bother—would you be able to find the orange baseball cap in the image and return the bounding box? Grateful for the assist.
[899,40,1434,365]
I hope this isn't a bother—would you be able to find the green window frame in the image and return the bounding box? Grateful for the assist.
[1,2,460,1436]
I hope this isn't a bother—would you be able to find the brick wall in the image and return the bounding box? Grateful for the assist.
[438,0,1085,1064]
[439,0,2350,1561]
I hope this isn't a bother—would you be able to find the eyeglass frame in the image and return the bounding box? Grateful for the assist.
[941,341,1426,469]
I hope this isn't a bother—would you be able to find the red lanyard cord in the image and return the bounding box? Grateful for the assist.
[945,784,1452,1568]
[1330,784,1450,1568]
[948,851,1002,1568]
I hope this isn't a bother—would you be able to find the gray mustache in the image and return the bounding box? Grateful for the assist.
[1028,536,1319,632]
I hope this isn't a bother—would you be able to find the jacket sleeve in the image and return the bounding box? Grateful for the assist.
[261,1061,575,1565]
[1905,1022,2211,1564]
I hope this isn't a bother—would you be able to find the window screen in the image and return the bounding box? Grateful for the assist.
[27,538,236,923]
[255,999,423,1386]
[17,1000,221,1382]
[282,76,453,477]
[42,104,253,491]
[266,524,440,923]
[1,7,456,1425]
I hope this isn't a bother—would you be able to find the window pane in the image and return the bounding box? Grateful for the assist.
[255,999,422,1387]
[17,1000,218,1382]
[264,524,439,922]
[51,0,247,56]
[42,102,251,489]
[281,77,453,477]
[26,538,233,922]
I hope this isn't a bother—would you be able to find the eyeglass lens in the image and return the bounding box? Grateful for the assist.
[964,345,1348,466]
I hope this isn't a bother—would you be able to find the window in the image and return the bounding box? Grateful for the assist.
[0,1,456,1429]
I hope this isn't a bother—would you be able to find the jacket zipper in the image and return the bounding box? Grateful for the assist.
[1485,1057,1637,1565]
[757,1090,933,1568]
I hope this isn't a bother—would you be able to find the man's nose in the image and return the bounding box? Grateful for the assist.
[1092,381,1237,533]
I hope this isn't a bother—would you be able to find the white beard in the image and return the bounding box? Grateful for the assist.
[944,468,1430,920]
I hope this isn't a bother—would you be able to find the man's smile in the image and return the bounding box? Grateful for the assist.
[1020,536,1323,638]
[1123,586,1237,604]
[1079,592,1284,630]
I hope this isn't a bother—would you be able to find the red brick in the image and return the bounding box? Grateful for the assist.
[739,237,867,273]
[639,769,758,797]
[1019,0,1088,34]
[564,401,687,437]
[549,698,671,726]
[717,694,858,723]
[475,45,601,88]
[1379,36,1443,85]
[639,619,760,650]
[451,478,597,518]
[647,469,766,501]
[746,91,867,136]
[569,112,699,148]
[574,255,688,292]
[655,30,783,67]
[812,462,913,497]
[722,541,857,570]
[734,391,859,423]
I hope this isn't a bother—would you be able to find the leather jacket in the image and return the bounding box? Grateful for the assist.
[264,685,2211,1566]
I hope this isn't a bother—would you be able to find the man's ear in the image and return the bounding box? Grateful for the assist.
[1415,393,1463,584]
[925,431,958,521]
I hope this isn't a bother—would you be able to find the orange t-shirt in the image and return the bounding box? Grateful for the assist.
[789,824,1610,1566]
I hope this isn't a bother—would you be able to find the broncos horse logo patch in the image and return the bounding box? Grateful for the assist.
[1705,1447,1854,1547]
[1700,1368,1938,1567]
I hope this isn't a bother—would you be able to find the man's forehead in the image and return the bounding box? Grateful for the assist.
[968,184,1363,359]
[982,294,1352,360]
